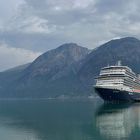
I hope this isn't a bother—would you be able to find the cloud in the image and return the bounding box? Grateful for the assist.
[6,16,56,34]
[0,43,41,71]
[1,0,140,53]
[1,0,140,70]
[20,0,96,25]
[0,0,23,25]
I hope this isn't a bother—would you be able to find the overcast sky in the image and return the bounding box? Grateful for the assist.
[0,0,140,71]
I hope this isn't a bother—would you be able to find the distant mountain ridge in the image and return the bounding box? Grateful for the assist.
[0,37,140,98]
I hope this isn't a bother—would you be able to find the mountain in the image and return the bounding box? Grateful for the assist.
[23,43,90,81]
[78,37,140,91]
[1,37,140,98]
[0,63,30,97]
[4,63,30,72]
[0,43,90,98]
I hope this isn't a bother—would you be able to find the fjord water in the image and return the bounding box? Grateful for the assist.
[0,99,139,140]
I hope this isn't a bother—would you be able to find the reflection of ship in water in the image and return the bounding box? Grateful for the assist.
[95,103,139,140]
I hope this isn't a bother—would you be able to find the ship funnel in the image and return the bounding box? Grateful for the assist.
[117,60,121,66]
[138,74,140,79]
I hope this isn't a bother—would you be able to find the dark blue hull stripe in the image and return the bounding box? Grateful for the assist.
[95,87,140,102]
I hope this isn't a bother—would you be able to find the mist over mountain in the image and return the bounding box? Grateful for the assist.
[0,37,140,98]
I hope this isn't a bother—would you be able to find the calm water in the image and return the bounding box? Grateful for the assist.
[0,99,139,140]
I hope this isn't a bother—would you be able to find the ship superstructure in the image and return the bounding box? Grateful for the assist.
[94,62,140,102]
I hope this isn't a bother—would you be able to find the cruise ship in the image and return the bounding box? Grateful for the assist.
[94,61,140,102]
